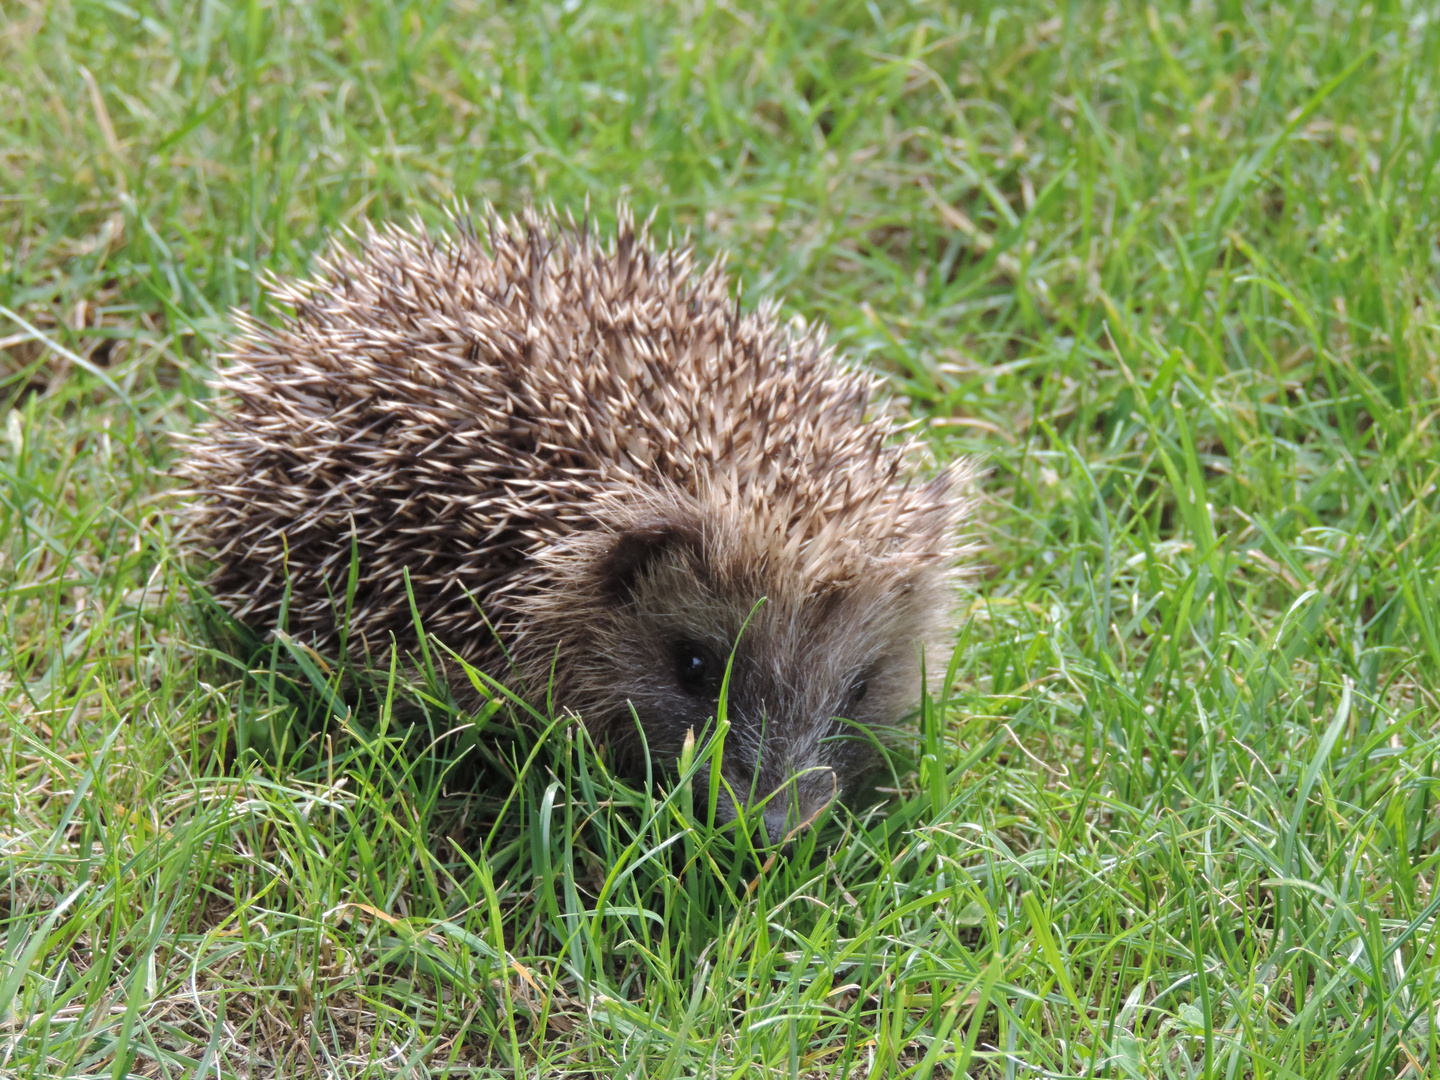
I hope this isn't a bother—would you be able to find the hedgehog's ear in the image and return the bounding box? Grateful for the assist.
[598,525,701,601]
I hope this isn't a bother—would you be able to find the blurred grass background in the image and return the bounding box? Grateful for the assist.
[2,0,1439,1076]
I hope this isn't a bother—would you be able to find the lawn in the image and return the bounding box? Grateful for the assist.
[2,0,1439,1076]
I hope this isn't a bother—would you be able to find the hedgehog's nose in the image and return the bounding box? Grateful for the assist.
[758,777,833,847]
[761,803,796,848]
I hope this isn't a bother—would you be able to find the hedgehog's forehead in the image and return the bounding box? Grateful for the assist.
[707,516,921,590]
[617,484,956,590]
[621,499,959,673]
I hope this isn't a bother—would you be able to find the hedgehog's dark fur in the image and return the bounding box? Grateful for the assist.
[178,206,973,841]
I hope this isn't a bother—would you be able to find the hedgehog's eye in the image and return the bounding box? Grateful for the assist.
[849,678,869,706]
[673,642,717,697]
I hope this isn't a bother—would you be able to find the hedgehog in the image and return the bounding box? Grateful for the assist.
[178,206,973,842]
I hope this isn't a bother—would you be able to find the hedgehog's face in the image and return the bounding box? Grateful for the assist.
[564,520,954,844]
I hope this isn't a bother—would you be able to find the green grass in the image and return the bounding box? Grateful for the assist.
[2,0,1439,1075]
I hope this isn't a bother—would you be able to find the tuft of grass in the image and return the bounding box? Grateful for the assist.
[3,0,1439,1076]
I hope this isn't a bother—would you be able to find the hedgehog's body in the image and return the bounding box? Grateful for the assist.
[180,208,970,840]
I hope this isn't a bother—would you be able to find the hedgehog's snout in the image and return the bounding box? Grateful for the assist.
[754,764,840,847]
[707,707,846,845]
[660,627,881,842]
[694,751,838,845]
